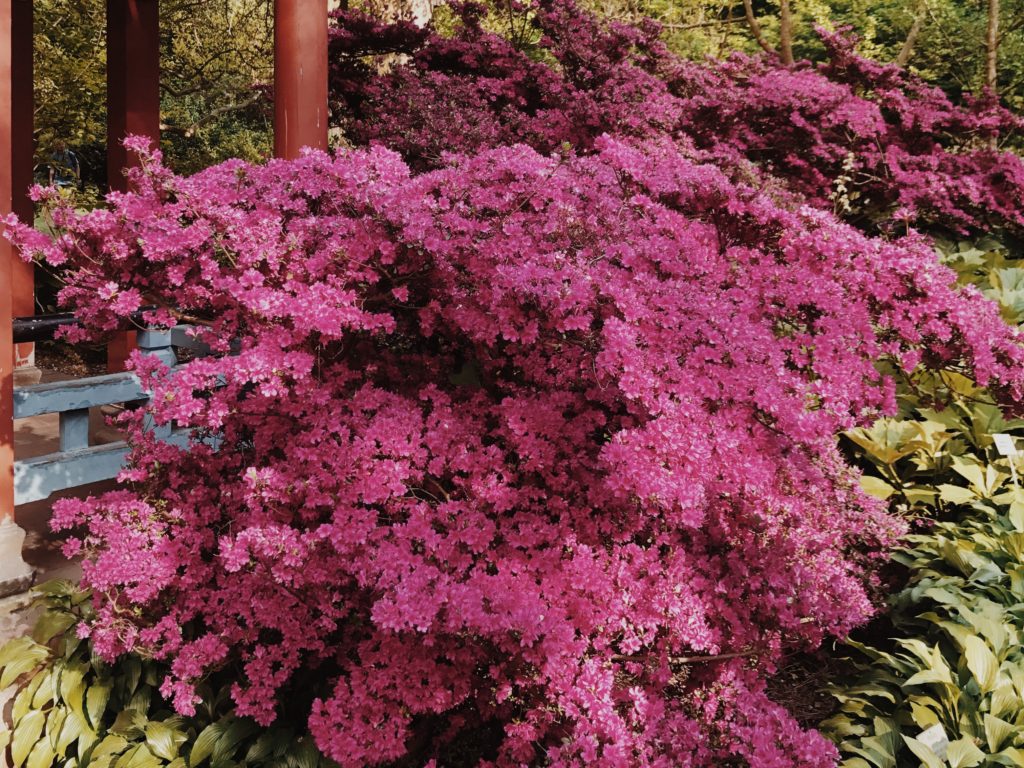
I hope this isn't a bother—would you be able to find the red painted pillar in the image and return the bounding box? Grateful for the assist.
[106,0,159,371]
[9,0,33,382]
[1,0,33,521]
[0,0,34,591]
[274,0,328,159]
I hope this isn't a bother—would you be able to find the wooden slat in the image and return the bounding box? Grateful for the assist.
[13,372,146,419]
[14,431,191,505]
[59,408,90,452]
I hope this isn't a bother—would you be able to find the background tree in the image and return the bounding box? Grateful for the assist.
[32,0,275,184]
[159,0,274,174]
[33,0,107,187]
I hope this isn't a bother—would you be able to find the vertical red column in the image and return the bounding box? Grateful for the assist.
[106,0,159,371]
[274,0,328,159]
[10,0,33,382]
[0,0,35,591]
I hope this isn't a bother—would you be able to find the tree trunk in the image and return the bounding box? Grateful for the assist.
[779,0,794,65]
[895,1,927,67]
[742,0,775,56]
[986,0,999,93]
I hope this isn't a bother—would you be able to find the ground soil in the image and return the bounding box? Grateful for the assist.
[33,339,108,377]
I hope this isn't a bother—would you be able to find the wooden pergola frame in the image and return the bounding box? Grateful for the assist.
[0,0,328,590]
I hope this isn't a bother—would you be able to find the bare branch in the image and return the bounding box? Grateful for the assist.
[742,0,776,56]
[986,0,1000,93]
[895,1,928,67]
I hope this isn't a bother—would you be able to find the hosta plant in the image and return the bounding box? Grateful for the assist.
[823,495,1024,767]
[0,581,333,768]
[826,236,1024,767]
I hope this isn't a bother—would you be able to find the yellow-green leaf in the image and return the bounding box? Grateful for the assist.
[860,475,896,500]
[939,484,978,505]
[902,735,945,768]
[24,735,55,768]
[86,681,113,731]
[145,721,183,761]
[946,737,985,768]
[964,636,999,693]
[11,710,46,768]
[188,722,225,766]
[0,638,51,688]
[984,714,1018,753]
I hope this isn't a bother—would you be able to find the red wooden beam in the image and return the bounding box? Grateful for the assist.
[0,0,34,591]
[10,0,32,379]
[107,0,160,190]
[107,0,159,371]
[274,0,329,159]
[1,0,33,521]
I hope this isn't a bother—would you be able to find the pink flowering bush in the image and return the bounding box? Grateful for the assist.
[330,1,1024,235]
[8,128,1024,766]
[7,2,1024,765]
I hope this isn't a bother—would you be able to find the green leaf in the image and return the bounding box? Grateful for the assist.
[55,710,86,757]
[991,682,1019,720]
[145,721,183,761]
[991,746,1024,765]
[11,710,46,768]
[12,671,48,725]
[984,714,1018,753]
[30,610,77,644]
[1010,500,1024,532]
[189,722,226,766]
[939,484,979,505]
[110,709,146,738]
[88,733,130,761]
[60,660,89,723]
[0,638,51,688]
[287,738,321,768]
[244,732,287,764]
[114,743,164,768]
[846,420,919,465]
[86,680,113,730]
[964,635,999,694]
[902,735,945,768]
[946,737,985,768]
[908,701,941,729]
[24,735,55,768]
[211,717,258,767]
[860,475,896,500]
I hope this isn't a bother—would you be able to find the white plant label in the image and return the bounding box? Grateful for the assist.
[994,433,1018,457]
[917,723,949,760]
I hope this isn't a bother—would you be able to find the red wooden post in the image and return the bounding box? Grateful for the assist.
[106,0,159,371]
[0,0,35,592]
[274,0,329,159]
[10,0,33,382]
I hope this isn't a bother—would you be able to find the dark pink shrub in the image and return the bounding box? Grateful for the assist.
[330,1,1024,235]
[8,130,1024,765]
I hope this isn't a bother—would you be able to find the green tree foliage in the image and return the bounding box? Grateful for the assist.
[159,0,273,174]
[581,0,1024,111]
[33,0,107,184]
[31,0,274,183]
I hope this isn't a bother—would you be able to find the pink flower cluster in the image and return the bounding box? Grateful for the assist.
[331,1,1024,235]
[8,128,1024,765]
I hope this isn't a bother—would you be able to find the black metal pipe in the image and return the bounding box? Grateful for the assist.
[12,313,81,343]
[13,307,159,344]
